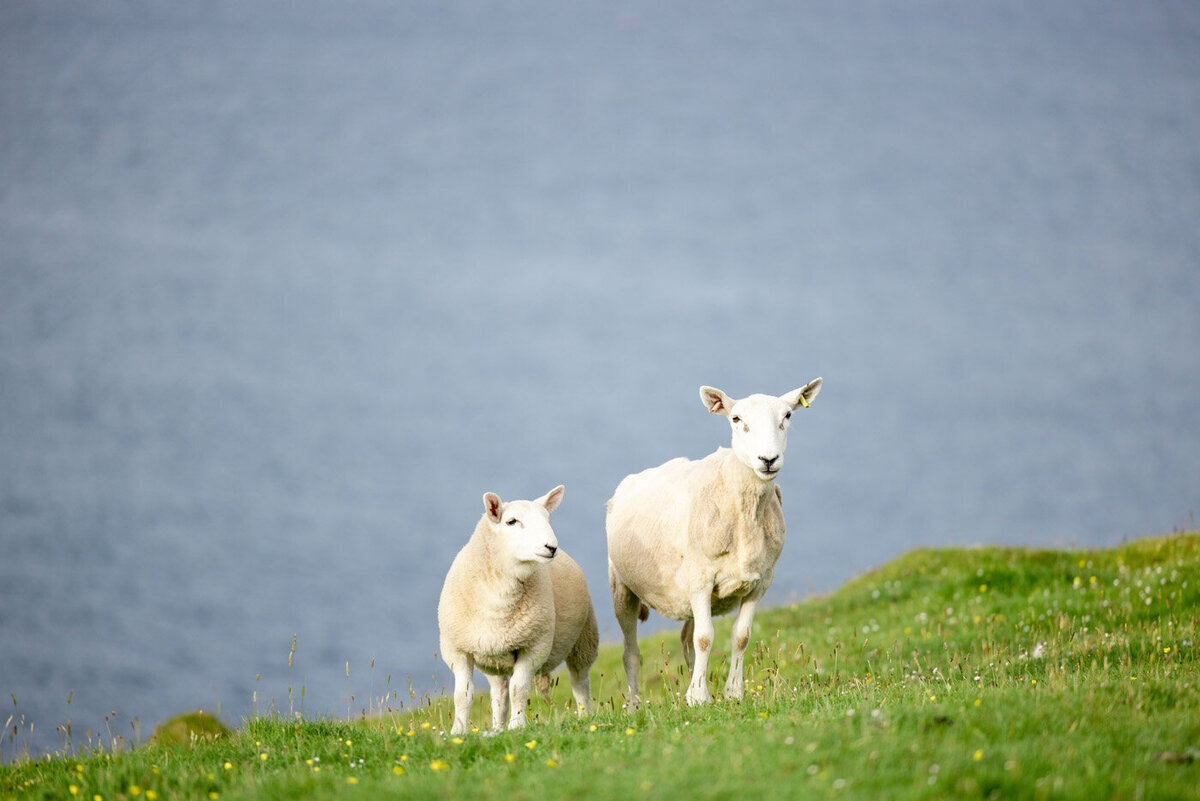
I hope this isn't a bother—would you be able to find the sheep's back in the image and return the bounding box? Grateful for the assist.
[606,453,722,619]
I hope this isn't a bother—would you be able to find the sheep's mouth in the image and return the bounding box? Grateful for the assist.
[757,467,780,479]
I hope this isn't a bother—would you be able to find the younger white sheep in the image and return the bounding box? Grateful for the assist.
[438,486,598,735]
[606,379,822,706]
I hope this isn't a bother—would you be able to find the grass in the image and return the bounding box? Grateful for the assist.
[3,532,1198,800]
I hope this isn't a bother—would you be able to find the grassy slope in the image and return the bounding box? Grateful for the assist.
[4,533,1198,800]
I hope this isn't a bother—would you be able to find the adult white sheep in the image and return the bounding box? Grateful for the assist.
[606,379,822,706]
[438,485,599,735]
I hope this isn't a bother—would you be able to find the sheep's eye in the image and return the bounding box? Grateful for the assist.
[505,518,519,526]
[784,411,792,420]
[731,416,740,424]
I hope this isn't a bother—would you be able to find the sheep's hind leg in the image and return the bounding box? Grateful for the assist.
[724,597,759,700]
[566,663,592,717]
[685,592,715,706]
[485,674,509,733]
[610,562,643,709]
[566,616,597,717]
[680,618,696,672]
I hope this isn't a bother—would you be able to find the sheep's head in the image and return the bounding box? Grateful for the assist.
[482,486,564,568]
[700,379,822,481]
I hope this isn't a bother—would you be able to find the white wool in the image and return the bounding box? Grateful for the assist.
[438,486,598,735]
[606,379,821,706]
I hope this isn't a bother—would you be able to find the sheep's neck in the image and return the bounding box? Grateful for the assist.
[720,451,776,520]
[709,451,784,576]
[477,543,538,610]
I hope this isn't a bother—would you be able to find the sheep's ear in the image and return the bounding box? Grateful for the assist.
[699,386,734,416]
[483,492,504,523]
[782,377,822,410]
[539,485,565,514]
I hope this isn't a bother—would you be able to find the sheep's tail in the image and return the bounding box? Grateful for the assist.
[638,603,649,622]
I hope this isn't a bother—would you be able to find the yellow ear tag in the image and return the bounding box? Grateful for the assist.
[799,395,810,408]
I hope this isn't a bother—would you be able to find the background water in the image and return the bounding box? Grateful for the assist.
[2,0,1198,757]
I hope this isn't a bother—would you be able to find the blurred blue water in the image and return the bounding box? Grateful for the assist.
[2,0,1198,756]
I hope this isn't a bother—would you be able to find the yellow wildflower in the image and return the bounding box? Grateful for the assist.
[223,761,232,770]
[346,777,359,785]
[974,750,983,762]
[130,788,141,797]
[452,737,464,744]
[525,739,538,749]
[146,793,158,801]
[421,722,431,730]
[393,765,405,775]
[546,759,558,768]
[505,753,516,762]
[430,759,450,772]
[69,788,79,797]
[625,727,635,736]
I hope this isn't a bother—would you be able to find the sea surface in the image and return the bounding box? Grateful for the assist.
[2,0,1198,757]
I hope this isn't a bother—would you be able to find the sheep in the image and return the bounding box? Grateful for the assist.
[606,379,822,707]
[438,485,599,735]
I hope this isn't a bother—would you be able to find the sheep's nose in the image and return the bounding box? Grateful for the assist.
[546,545,558,557]
[759,455,779,469]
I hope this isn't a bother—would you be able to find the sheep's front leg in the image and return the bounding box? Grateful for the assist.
[685,591,715,705]
[507,652,537,730]
[449,652,475,735]
[725,597,758,700]
[485,673,509,732]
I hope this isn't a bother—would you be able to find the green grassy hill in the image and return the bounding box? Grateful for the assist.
[4,533,1198,800]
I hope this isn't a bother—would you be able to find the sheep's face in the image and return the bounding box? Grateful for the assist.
[482,486,564,568]
[700,380,822,482]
